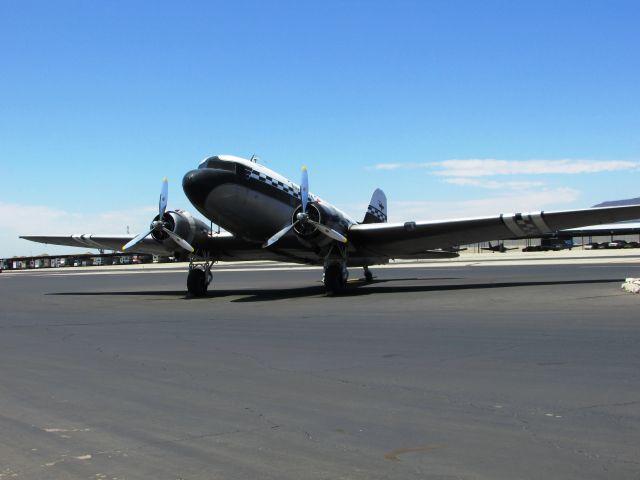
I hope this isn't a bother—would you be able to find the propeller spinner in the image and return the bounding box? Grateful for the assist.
[263,166,347,248]
[122,178,195,253]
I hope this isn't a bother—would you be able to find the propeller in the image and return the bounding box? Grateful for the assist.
[122,178,195,253]
[263,166,347,248]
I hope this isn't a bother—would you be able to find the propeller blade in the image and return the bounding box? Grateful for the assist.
[159,177,169,218]
[300,166,309,213]
[263,223,295,248]
[307,220,348,243]
[162,227,195,253]
[122,229,154,252]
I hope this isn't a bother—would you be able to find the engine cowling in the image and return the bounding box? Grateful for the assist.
[262,166,350,251]
[291,202,350,248]
[150,209,210,257]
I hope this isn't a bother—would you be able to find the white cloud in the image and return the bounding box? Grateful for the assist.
[370,159,639,176]
[0,203,156,257]
[387,188,581,222]
[371,163,407,170]
[368,159,637,202]
[434,159,640,177]
[444,178,546,189]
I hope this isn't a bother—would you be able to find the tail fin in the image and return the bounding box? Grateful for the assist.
[362,188,388,223]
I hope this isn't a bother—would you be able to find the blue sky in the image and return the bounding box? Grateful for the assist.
[1,0,639,256]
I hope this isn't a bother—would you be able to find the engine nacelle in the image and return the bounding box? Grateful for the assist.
[291,202,350,249]
[150,209,210,257]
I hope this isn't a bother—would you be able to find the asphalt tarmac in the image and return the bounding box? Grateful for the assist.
[1,260,640,480]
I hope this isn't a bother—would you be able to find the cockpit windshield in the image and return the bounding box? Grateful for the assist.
[198,157,237,173]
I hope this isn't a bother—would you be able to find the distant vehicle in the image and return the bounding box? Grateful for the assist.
[522,244,568,252]
[623,241,639,248]
[607,240,627,249]
[523,237,574,252]
[93,257,113,266]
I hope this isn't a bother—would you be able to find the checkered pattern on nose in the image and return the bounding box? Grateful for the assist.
[249,170,297,198]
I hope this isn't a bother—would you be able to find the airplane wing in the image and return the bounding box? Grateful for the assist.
[348,205,640,258]
[561,222,640,235]
[19,234,175,256]
[22,204,640,263]
[19,232,307,263]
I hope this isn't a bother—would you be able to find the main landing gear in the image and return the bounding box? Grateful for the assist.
[322,264,374,294]
[322,243,352,295]
[323,261,348,295]
[187,256,213,297]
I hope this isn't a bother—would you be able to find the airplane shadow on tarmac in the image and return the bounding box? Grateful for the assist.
[48,277,623,302]
[229,277,622,303]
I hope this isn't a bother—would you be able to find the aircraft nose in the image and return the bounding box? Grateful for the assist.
[182,168,236,208]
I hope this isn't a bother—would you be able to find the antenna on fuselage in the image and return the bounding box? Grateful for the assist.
[249,154,260,163]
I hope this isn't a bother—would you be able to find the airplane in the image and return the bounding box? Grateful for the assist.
[481,242,519,253]
[20,154,640,297]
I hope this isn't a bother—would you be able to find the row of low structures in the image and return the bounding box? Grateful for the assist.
[0,253,174,270]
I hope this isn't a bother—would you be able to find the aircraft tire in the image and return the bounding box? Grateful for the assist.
[364,268,373,283]
[324,263,346,295]
[187,267,208,297]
